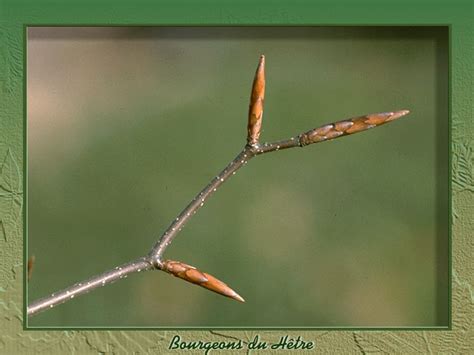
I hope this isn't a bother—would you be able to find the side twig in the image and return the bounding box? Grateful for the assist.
[27,55,409,317]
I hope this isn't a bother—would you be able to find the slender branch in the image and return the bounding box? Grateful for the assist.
[148,148,254,264]
[28,257,152,317]
[28,54,410,318]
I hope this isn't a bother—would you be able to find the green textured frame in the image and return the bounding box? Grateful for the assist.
[0,0,472,352]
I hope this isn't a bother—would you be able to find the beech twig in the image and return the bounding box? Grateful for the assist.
[27,55,409,317]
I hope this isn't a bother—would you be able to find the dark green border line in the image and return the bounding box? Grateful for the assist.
[447,24,452,331]
[23,24,29,331]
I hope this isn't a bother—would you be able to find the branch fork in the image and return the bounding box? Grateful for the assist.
[28,55,409,317]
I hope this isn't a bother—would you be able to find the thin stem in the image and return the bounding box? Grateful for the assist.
[149,136,302,264]
[28,257,152,317]
[255,137,301,154]
[149,146,255,263]
[27,139,298,317]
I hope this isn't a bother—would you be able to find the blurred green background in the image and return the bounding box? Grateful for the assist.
[27,27,448,327]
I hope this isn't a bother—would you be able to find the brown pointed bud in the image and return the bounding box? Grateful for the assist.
[299,110,410,146]
[27,255,35,281]
[162,260,245,303]
[247,55,266,145]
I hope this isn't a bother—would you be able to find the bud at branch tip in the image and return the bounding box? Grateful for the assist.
[162,260,245,303]
[299,109,410,146]
[247,55,266,145]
